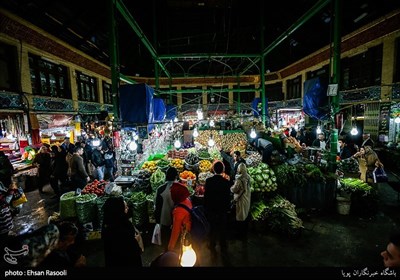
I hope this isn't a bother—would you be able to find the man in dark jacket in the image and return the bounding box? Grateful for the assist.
[221,150,246,181]
[204,161,232,252]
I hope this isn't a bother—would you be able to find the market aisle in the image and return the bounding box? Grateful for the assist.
[8,179,400,267]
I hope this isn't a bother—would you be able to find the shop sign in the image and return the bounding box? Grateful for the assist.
[33,96,74,112]
[0,92,23,109]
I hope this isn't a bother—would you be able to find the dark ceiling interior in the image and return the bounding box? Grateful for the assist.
[1,0,399,78]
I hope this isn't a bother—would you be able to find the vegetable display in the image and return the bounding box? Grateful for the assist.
[150,168,166,191]
[248,163,278,193]
[337,157,359,174]
[264,195,303,236]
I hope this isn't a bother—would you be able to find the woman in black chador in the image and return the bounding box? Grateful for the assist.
[101,196,142,267]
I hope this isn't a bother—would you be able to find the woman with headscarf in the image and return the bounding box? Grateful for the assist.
[230,163,251,240]
[353,145,383,183]
[101,196,142,267]
[168,182,192,252]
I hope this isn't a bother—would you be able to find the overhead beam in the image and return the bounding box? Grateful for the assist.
[157,87,258,95]
[240,0,331,75]
[158,54,260,59]
[115,0,171,79]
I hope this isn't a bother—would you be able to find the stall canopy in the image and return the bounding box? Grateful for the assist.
[152,98,166,122]
[303,77,329,121]
[119,83,154,124]
[165,104,177,121]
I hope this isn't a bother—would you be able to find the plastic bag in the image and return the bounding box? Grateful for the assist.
[134,226,144,253]
[151,223,162,246]
[11,187,28,207]
[373,167,388,183]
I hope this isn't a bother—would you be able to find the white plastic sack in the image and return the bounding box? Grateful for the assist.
[151,223,162,246]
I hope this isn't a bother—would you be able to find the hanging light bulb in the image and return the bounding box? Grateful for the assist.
[395,116,400,124]
[208,135,215,147]
[128,141,137,151]
[180,235,197,267]
[50,133,56,140]
[294,124,299,131]
[250,128,257,139]
[174,139,181,149]
[273,125,278,131]
[316,125,322,134]
[174,117,178,122]
[209,119,215,127]
[350,126,358,135]
[193,128,199,138]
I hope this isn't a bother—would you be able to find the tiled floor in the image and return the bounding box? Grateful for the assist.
[10,176,400,270]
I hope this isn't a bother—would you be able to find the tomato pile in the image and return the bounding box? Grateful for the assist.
[82,179,106,196]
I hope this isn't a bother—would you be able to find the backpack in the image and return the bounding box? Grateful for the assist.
[176,204,210,242]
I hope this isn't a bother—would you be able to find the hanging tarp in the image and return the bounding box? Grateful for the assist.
[165,104,177,121]
[36,114,73,129]
[252,98,268,117]
[303,77,329,121]
[152,98,166,122]
[119,83,154,124]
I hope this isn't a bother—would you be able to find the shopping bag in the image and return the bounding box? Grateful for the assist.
[11,187,28,208]
[373,167,388,183]
[151,223,162,246]
[134,226,145,253]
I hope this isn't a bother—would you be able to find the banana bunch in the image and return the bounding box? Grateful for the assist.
[141,161,158,173]
[199,160,212,173]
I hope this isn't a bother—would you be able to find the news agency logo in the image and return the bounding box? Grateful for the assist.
[3,245,29,265]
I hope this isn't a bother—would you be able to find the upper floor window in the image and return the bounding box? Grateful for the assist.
[0,42,19,92]
[341,44,383,90]
[394,37,400,83]
[29,54,71,98]
[102,81,112,104]
[286,76,302,100]
[76,71,98,102]
[265,82,283,101]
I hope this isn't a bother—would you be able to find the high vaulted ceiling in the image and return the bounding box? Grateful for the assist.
[1,0,399,78]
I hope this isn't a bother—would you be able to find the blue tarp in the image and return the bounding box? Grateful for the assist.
[152,98,166,122]
[119,83,154,124]
[303,77,329,121]
[252,98,268,117]
[165,104,177,120]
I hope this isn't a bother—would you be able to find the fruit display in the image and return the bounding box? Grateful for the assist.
[82,179,106,196]
[169,158,184,172]
[195,131,247,153]
[167,149,188,159]
[199,160,212,173]
[179,170,196,181]
[141,161,158,173]
[248,163,278,192]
